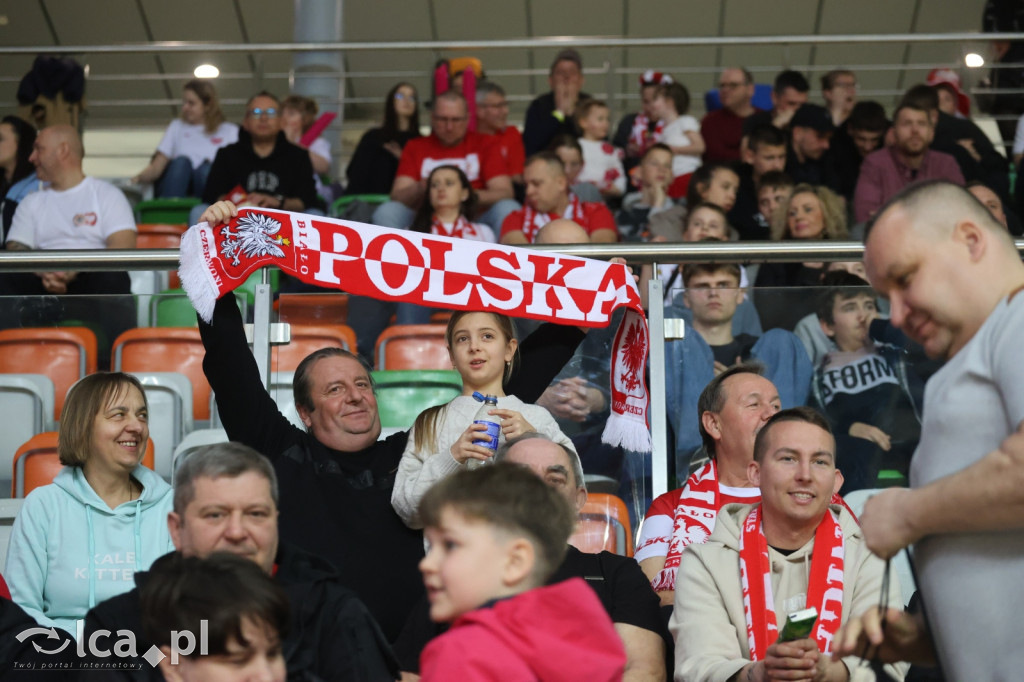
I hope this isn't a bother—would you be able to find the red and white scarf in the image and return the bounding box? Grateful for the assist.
[179,208,651,452]
[520,193,585,243]
[646,461,723,592]
[739,505,845,660]
[431,214,484,241]
[629,114,665,153]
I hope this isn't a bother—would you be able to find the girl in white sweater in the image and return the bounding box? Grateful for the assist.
[391,310,575,527]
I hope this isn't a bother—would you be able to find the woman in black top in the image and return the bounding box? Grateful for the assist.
[345,82,422,195]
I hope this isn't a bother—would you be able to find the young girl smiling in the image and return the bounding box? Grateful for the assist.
[391,310,574,528]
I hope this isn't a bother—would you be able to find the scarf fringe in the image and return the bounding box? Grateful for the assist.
[601,414,652,453]
[178,224,218,324]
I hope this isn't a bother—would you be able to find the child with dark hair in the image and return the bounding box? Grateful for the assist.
[141,552,290,682]
[649,81,704,198]
[417,463,625,681]
[810,271,923,492]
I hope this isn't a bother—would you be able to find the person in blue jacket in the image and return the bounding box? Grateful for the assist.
[5,372,174,636]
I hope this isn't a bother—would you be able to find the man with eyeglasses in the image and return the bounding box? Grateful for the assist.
[198,91,323,225]
[671,407,906,682]
[702,67,762,163]
[373,89,517,232]
[476,81,525,185]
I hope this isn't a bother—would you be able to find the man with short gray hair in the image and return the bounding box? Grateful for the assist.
[84,442,398,681]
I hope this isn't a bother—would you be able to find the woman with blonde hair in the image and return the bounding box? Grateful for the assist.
[132,79,239,198]
[756,183,848,288]
[6,372,174,635]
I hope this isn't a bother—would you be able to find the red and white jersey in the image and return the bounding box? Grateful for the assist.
[396,132,507,190]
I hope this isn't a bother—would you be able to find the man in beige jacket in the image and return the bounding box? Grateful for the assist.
[670,407,905,682]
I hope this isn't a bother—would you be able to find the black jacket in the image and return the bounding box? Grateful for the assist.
[84,545,399,681]
[522,91,590,156]
[203,130,323,211]
[199,295,584,641]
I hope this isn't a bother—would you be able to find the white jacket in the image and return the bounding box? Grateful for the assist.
[670,502,906,682]
[391,394,574,528]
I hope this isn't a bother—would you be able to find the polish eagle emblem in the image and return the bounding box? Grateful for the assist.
[219,212,289,266]
[617,320,646,393]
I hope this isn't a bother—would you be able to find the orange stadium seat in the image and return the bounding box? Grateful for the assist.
[272,324,358,373]
[0,327,98,420]
[136,227,184,289]
[112,328,211,421]
[569,493,634,557]
[276,293,350,325]
[12,432,155,498]
[374,324,450,371]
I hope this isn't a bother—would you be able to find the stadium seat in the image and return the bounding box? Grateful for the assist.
[703,83,774,113]
[329,194,390,218]
[150,290,246,328]
[134,197,200,226]
[0,374,55,486]
[13,432,155,498]
[842,488,916,605]
[0,499,23,573]
[267,371,304,429]
[234,269,280,307]
[171,428,228,484]
[0,327,98,420]
[276,293,350,325]
[137,223,188,238]
[372,370,463,429]
[112,328,211,421]
[273,324,358,373]
[374,324,450,371]
[130,372,194,479]
[569,493,634,557]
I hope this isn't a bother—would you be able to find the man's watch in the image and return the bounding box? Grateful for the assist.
[272,194,285,208]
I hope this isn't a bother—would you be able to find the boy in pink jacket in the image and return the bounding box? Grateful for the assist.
[418,462,626,681]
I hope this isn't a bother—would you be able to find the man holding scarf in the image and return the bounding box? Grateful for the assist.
[670,408,905,682]
[184,201,649,644]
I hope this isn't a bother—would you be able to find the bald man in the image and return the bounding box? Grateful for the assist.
[1,125,136,364]
[500,152,617,245]
[6,125,136,294]
[835,180,1024,680]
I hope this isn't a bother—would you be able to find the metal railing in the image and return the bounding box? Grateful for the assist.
[4,32,1024,121]
[3,238,1022,499]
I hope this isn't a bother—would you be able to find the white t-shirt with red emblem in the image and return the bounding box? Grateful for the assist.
[396,132,507,190]
[577,138,626,194]
[156,119,239,168]
[7,177,136,250]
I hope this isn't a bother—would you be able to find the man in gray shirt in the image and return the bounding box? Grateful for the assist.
[834,180,1024,680]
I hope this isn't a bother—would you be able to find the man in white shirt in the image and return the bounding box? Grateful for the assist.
[6,124,136,294]
[2,125,137,366]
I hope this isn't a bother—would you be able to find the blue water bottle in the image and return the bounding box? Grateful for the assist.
[468,392,500,469]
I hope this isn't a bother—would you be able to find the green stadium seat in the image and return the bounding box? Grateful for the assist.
[330,194,390,218]
[134,198,202,226]
[371,369,463,429]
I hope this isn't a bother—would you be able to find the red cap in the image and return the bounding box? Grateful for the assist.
[926,68,971,117]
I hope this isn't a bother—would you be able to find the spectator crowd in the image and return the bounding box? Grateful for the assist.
[3,37,1024,682]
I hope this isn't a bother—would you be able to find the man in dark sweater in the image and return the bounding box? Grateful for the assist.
[196,91,322,224]
[84,442,398,681]
[523,49,590,156]
[194,201,585,641]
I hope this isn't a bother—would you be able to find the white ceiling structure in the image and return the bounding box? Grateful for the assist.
[0,0,997,177]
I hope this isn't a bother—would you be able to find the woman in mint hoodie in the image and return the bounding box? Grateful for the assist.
[5,372,175,636]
